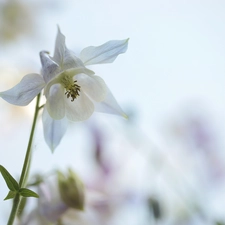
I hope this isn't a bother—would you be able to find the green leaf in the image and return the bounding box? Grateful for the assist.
[19,188,39,198]
[0,165,19,191]
[4,191,17,200]
[27,174,44,187]
[216,222,225,225]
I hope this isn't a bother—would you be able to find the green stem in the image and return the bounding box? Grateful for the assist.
[7,194,20,225]
[7,93,41,225]
[19,93,41,187]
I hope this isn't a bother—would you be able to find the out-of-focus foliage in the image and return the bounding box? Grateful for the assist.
[0,0,33,42]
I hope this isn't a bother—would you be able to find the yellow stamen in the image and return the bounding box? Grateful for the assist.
[65,80,81,102]
[60,73,81,102]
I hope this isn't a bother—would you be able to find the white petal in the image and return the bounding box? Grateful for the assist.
[52,26,65,66]
[62,47,85,70]
[94,86,127,118]
[38,183,68,222]
[64,90,94,121]
[76,74,107,102]
[80,39,129,65]
[22,209,51,225]
[51,27,85,71]
[0,73,45,106]
[46,84,65,120]
[42,106,68,152]
[40,51,60,83]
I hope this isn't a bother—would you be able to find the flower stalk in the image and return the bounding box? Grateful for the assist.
[7,193,20,225]
[7,93,41,225]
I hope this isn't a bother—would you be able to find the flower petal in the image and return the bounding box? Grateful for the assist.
[0,73,45,106]
[22,209,51,225]
[80,39,129,65]
[46,84,65,120]
[62,47,85,70]
[76,74,107,102]
[52,26,65,66]
[64,90,94,121]
[38,183,68,222]
[94,86,127,118]
[42,106,68,152]
[51,27,85,71]
[40,51,60,83]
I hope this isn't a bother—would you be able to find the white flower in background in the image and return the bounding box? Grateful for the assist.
[21,180,68,225]
[0,27,129,150]
[20,172,102,225]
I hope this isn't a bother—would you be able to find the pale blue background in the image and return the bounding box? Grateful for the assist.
[1,0,225,224]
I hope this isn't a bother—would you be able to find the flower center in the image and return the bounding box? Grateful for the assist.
[65,80,81,102]
[61,74,81,102]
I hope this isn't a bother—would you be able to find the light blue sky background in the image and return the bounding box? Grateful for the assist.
[1,0,225,224]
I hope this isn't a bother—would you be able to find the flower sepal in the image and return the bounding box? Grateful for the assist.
[57,169,85,210]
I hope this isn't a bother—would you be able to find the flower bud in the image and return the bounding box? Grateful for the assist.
[57,169,85,210]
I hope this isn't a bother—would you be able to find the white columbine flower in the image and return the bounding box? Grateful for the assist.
[0,27,129,151]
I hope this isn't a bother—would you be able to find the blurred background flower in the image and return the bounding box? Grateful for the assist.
[1,0,225,224]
